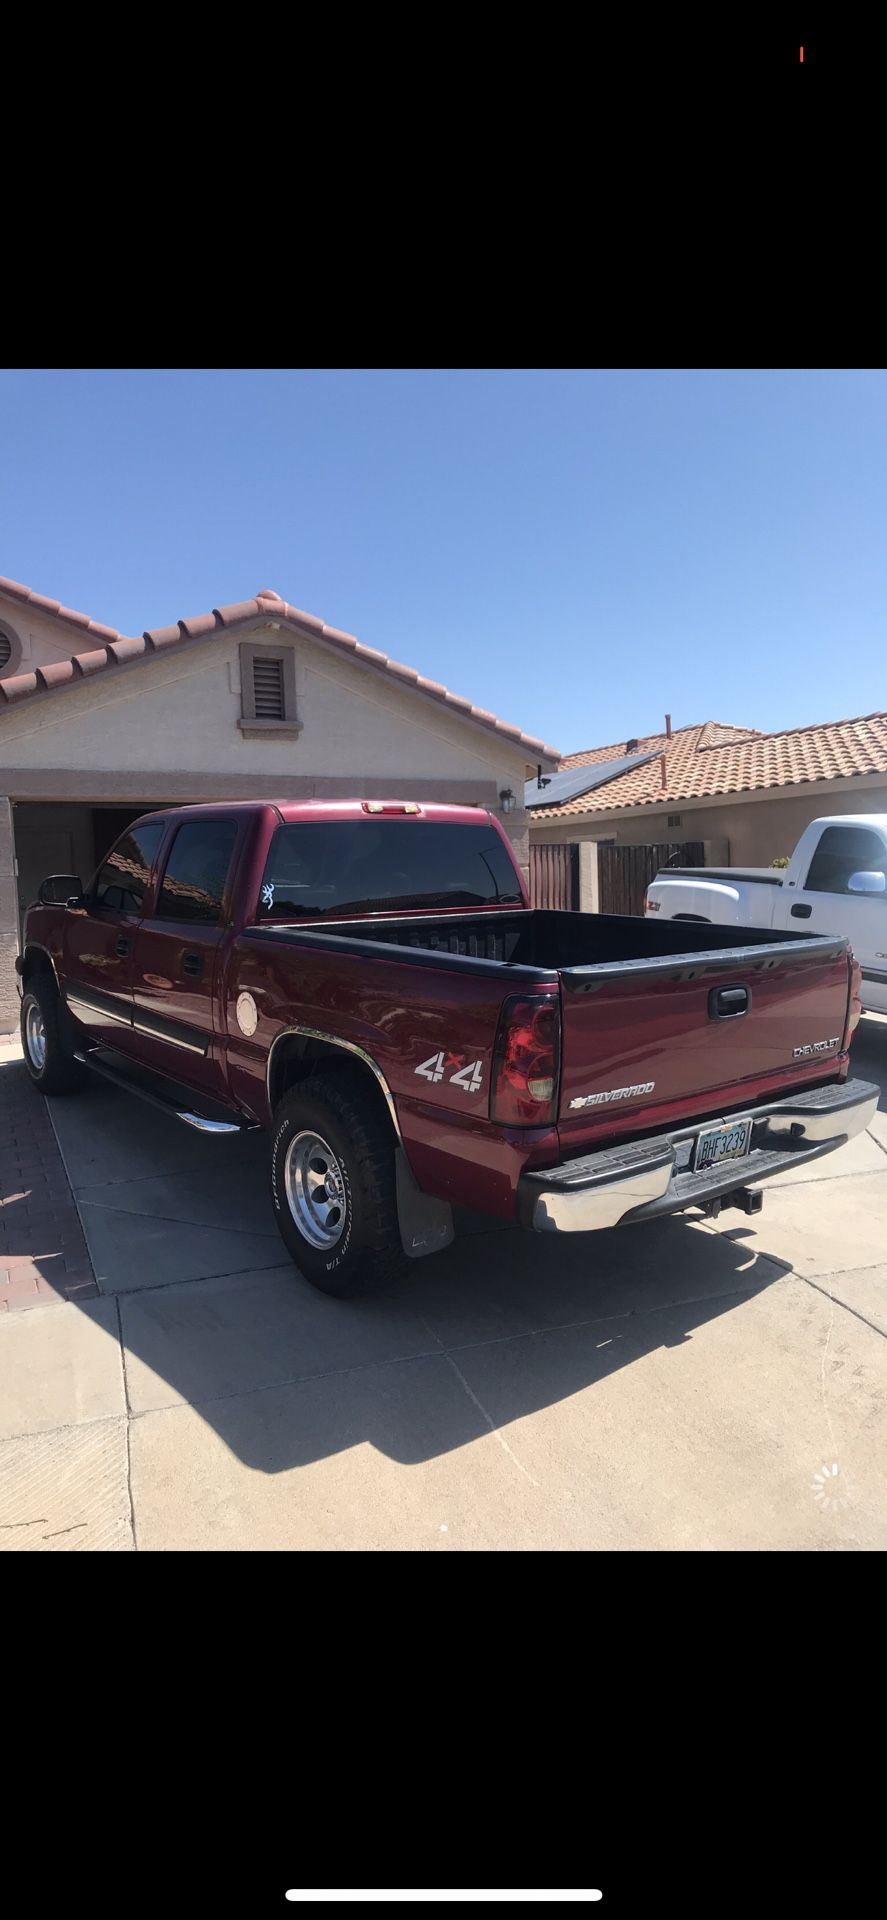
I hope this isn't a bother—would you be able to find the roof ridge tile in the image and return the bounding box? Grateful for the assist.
[0,573,559,760]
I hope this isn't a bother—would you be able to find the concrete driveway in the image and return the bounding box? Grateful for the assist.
[2,1015,887,1550]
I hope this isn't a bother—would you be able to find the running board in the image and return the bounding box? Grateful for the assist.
[73,1050,249,1134]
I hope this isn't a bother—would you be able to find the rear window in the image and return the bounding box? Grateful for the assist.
[256,821,523,920]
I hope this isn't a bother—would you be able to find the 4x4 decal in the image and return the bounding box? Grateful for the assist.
[415,1051,484,1093]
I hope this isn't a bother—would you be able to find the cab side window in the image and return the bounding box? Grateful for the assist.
[155,821,238,925]
[92,823,165,914]
[804,825,887,894]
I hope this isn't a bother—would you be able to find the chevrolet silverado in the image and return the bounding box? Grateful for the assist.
[16,800,877,1296]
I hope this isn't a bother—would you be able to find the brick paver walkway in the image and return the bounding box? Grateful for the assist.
[0,1053,98,1312]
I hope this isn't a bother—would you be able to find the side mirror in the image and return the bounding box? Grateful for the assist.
[38,873,83,906]
[847,870,887,895]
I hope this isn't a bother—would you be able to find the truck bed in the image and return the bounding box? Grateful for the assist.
[245,907,852,1159]
[249,904,841,975]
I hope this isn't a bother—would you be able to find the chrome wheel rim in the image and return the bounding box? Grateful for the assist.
[25,1002,47,1071]
[284,1130,347,1250]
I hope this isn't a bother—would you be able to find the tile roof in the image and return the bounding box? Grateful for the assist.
[530,714,887,817]
[0,578,559,763]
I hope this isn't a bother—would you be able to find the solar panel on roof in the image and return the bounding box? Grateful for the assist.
[525,750,658,809]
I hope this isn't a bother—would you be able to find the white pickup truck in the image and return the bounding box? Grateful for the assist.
[645,813,887,1014]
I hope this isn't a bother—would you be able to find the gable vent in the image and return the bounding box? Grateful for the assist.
[252,655,285,720]
[0,633,12,672]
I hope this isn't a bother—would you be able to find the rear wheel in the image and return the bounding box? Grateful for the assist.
[20,977,88,1094]
[270,1073,408,1297]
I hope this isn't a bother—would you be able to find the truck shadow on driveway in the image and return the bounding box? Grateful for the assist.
[148,1228,790,1477]
[25,1074,804,1474]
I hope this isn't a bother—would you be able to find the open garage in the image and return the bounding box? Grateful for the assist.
[0,576,558,1031]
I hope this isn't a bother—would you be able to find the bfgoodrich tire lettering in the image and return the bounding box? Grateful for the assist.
[270,1073,408,1297]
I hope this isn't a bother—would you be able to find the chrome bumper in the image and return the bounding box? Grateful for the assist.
[520,1078,880,1234]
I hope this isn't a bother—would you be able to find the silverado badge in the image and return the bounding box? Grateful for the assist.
[569,1080,655,1111]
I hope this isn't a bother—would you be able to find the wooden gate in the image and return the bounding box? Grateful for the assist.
[530,841,579,910]
[598,841,705,917]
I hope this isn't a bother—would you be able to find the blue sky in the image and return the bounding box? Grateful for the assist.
[2,368,884,756]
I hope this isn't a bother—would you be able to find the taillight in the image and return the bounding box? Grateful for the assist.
[645,893,660,912]
[843,951,863,1050]
[491,993,561,1126]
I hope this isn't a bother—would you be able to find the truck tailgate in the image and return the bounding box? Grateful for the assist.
[558,936,851,1142]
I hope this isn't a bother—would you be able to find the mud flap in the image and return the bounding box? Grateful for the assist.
[395,1148,455,1259]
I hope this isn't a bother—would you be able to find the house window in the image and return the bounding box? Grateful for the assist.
[0,622,23,676]
[238,641,302,738]
[667,813,682,828]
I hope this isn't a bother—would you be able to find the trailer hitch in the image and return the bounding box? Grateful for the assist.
[701,1186,764,1220]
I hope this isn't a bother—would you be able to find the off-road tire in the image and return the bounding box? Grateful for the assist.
[19,977,89,1094]
[270,1073,408,1297]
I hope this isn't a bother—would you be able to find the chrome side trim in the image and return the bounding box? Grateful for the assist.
[133,1018,206,1056]
[266,1025,403,1140]
[67,992,132,1028]
[176,1111,243,1134]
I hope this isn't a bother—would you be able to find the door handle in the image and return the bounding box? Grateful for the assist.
[182,952,204,977]
[708,983,750,1019]
[790,903,812,919]
[116,936,131,957]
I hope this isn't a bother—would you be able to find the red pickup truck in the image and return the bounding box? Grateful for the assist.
[16,799,877,1297]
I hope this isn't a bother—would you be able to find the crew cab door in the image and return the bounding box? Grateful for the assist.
[62,819,166,1052]
[772,822,887,990]
[129,816,242,1095]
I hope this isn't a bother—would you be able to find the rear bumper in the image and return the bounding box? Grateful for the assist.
[519,1078,880,1233]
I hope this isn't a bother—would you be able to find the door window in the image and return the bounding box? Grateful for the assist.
[804,825,887,894]
[91,822,165,913]
[155,821,238,924]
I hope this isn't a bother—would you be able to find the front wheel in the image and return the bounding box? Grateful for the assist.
[270,1074,408,1297]
[20,979,88,1094]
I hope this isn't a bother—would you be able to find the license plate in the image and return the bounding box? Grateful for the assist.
[693,1117,753,1172]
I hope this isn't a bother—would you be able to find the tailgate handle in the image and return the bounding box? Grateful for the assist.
[709,984,750,1020]
[791,903,812,918]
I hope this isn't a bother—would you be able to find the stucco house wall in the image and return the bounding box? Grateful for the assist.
[1,594,551,1030]
[2,620,532,800]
